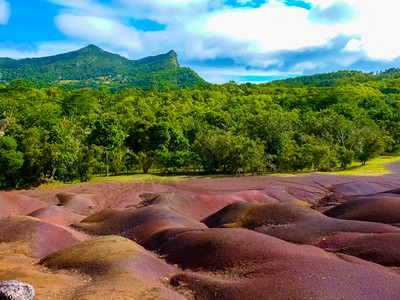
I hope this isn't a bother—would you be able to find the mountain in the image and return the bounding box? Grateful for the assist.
[0,45,207,90]
[271,69,400,88]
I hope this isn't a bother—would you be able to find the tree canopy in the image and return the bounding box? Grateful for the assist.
[1,73,400,187]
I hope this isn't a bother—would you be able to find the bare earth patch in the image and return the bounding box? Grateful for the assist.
[1,160,400,299]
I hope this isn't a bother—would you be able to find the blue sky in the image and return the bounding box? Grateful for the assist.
[1,0,400,83]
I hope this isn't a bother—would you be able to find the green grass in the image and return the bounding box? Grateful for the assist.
[32,155,400,190]
[33,173,194,190]
[331,155,400,176]
[90,173,194,183]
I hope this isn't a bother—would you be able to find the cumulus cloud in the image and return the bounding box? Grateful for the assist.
[0,41,85,59]
[55,14,143,52]
[0,0,10,25]
[308,1,359,24]
[304,0,400,60]
[25,0,400,82]
[205,1,338,52]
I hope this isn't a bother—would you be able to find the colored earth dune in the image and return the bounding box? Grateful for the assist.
[1,161,400,299]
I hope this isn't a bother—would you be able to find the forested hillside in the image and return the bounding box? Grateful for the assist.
[272,68,400,87]
[0,45,206,90]
[1,76,400,187]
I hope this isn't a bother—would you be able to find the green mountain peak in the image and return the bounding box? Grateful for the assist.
[0,45,206,90]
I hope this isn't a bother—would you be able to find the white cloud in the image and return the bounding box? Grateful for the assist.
[203,0,400,62]
[304,0,400,60]
[0,42,85,59]
[20,0,400,82]
[55,15,143,52]
[344,38,362,52]
[0,0,10,25]
[352,1,400,60]
[204,1,339,52]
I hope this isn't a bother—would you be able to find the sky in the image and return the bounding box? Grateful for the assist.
[1,0,400,83]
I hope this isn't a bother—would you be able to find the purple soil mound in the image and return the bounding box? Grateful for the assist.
[203,202,400,244]
[29,205,85,226]
[0,192,46,217]
[138,192,248,221]
[40,236,185,300]
[138,187,316,222]
[384,188,400,195]
[74,205,207,244]
[56,192,96,215]
[317,232,400,267]
[147,228,331,270]
[148,228,400,299]
[0,216,85,258]
[324,195,400,223]
[203,202,320,229]
[40,235,174,277]
[331,181,391,195]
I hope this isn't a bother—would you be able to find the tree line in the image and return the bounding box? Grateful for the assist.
[1,77,400,188]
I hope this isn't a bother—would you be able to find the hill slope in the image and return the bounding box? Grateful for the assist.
[0,45,207,90]
[271,68,400,87]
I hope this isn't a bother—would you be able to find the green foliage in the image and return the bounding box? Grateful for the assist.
[126,121,191,173]
[88,116,125,176]
[358,152,370,165]
[193,130,265,174]
[337,146,355,169]
[0,136,24,187]
[0,45,207,91]
[1,67,400,187]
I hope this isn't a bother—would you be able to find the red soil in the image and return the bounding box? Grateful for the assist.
[0,192,46,217]
[29,205,85,226]
[56,192,96,215]
[74,205,207,244]
[1,159,400,299]
[324,194,400,223]
[203,201,400,244]
[153,228,400,299]
[0,216,86,258]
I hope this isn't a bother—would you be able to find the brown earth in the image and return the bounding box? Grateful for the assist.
[1,160,400,299]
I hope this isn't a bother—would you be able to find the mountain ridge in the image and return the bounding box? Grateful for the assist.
[0,45,206,90]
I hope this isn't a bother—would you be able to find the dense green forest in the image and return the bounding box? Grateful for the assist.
[272,68,400,87]
[0,45,206,91]
[1,74,400,188]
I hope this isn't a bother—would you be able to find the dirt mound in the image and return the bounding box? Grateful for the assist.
[167,176,328,204]
[29,205,85,226]
[0,192,46,217]
[148,228,400,299]
[2,165,400,299]
[0,245,88,300]
[56,192,96,215]
[203,201,320,229]
[324,195,400,223]
[384,188,400,195]
[317,232,400,267]
[40,236,185,300]
[147,228,331,270]
[331,181,390,195]
[203,202,400,244]
[0,216,86,258]
[74,205,207,244]
[137,192,241,220]
[138,187,314,222]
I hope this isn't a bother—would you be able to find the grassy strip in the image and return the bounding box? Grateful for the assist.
[90,173,194,183]
[34,173,197,189]
[331,155,400,176]
[34,155,400,189]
